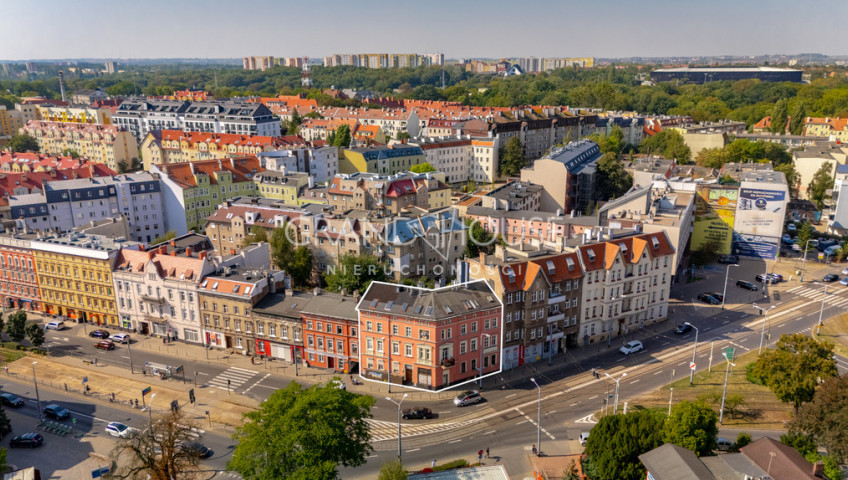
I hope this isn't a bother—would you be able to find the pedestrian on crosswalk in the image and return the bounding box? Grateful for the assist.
[486,447,489,458]
[431,459,436,468]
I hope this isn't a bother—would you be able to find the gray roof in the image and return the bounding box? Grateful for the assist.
[252,291,312,320]
[301,292,359,320]
[384,209,464,244]
[639,443,717,480]
[701,453,769,480]
[466,206,598,226]
[598,185,652,215]
[358,281,499,321]
[485,181,543,200]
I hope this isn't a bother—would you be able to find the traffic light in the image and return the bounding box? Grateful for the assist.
[189,389,195,404]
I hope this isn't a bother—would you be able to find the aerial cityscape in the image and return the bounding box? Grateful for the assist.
[1,1,848,479]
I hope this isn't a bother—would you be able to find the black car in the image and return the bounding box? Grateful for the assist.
[823,274,840,283]
[0,393,24,408]
[181,441,213,459]
[697,293,720,305]
[43,404,70,420]
[10,432,43,448]
[89,330,110,339]
[755,274,778,284]
[718,255,739,265]
[402,407,434,420]
[710,292,724,303]
[674,323,692,335]
[736,280,758,291]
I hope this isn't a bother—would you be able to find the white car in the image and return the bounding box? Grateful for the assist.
[619,340,644,355]
[841,267,848,275]
[105,422,134,438]
[110,333,130,344]
[792,244,802,252]
[45,321,66,330]
[787,223,797,232]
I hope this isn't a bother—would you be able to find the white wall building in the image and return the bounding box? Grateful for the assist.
[257,146,339,184]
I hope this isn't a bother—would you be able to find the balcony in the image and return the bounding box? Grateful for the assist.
[547,313,565,323]
[440,357,455,368]
[548,293,565,305]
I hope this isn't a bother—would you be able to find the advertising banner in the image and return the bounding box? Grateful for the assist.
[732,233,780,259]
[692,186,737,254]
[735,188,787,238]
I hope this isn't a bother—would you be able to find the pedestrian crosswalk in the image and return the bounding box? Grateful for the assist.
[786,285,848,307]
[207,367,258,392]
[366,417,482,442]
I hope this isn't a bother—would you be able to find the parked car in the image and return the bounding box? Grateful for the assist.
[453,390,483,407]
[697,293,720,305]
[105,422,134,438]
[841,267,848,275]
[755,274,778,284]
[95,341,115,351]
[810,239,819,248]
[579,432,590,446]
[181,441,213,459]
[716,437,733,452]
[769,273,784,282]
[674,323,692,335]
[819,239,838,251]
[782,234,792,244]
[825,245,840,256]
[710,292,724,302]
[89,330,110,339]
[402,407,434,420]
[9,433,43,448]
[110,333,130,344]
[42,404,70,420]
[787,223,797,232]
[718,255,739,265]
[823,274,840,282]
[0,393,24,408]
[792,244,802,252]
[736,281,758,291]
[619,340,644,355]
[840,277,848,286]
[45,321,65,330]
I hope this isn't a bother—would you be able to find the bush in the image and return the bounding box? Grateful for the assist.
[734,432,752,451]
[1,342,18,350]
[433,459,469,471]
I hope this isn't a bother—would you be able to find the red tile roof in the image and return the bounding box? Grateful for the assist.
[159,130,307,149]
[155,157,264,189]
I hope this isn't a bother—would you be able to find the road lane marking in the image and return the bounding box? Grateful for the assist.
[505,393,516,399]
[406,448,420,452]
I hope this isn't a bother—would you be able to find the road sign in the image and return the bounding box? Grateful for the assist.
[91,466,110,478]
[141,386,152,396]
[82,376,88,383]
[724,347,735,361]
[175,365,184,374]
[689,362,696,370]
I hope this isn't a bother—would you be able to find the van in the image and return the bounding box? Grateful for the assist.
[716,437,733,452]
[579,432,590,446]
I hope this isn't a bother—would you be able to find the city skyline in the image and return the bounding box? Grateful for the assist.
[1,0,846,61]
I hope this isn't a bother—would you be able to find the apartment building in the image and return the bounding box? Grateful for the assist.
[251,289,309,363]
[465,207,598,247]
[793,143,848,197]
[301,290,359,372]
[356,281,502,391]
[381,209,466,280]
[243,56,276,71]
[0,232,42,312]
[20,121,139,171]
[254,171,311,204]
[408,136,472,184]
[35,105,113,125]
[151,157,264,234]
[326,172,449,214]
[32,233,140,326]
[339,145,425,176]
[257,146,339,184]
[198,265,287,354]
[0,105,24,141]
[205,202,305,255]
[577,232,675,346]
[480,181,543,212]
[140,130,309,171]
[113,99,280,142]
[465,248,584,369]
[520,140,603,214]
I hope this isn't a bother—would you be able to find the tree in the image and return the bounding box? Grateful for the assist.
[289,246,314,288]
[0,405,11,439]
[61,148,80,159]
[242,225,269,247]
[747,333,838,412]
[8,134,39,153]
[377,459,408,480]
[808,163,834,210]
[110,409,201,480]
[734,432,752,451]
[562,459,580,480]
[791,373,848,463]
[395,131,410,141]
[662,400,718,456]
[770,98,789,134]
[118,158,143,174]
[584,409,665,480]
[498,136,525,177]
[789,102,808,135]
[332,124,352,148]
[25,323,44,348]
[409,162,436,174]
[723,394,747,420]
[775,163,801,198]
[152,231,177,245]
[691,238,720,267]
[323,254,388,294]
[5,311,26,343]
[639,130,691,163]
[597,152,633,199]
[284,109,303,135]
[229,381,375,480]
[796,222,814,252]
[464,219,495,258]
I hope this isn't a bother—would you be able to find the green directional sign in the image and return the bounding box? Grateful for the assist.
[724,347,735,361]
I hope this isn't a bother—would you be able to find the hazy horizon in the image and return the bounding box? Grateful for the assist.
[2,0,847,61]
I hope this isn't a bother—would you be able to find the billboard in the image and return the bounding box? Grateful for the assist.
[692,186,738,254]
[732,233,780,259]
[735,188,786,238]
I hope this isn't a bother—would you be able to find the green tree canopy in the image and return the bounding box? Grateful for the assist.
[409,162,436,173]
[332,124,352,148]
[789,101,808,135]
[498,136,525,177]
[597,152,633,200]
[464,218,495,258]
[111,409,202,480]
[323,254,388,294]
[377,459,408,480]
[242,224,269,247]
[0,405,11,439]
[775,163,801,198]
[289,246,314,288]
[808,163,834,210]
[269,224,313,288]
[790,373,848,464]
[770,98,789,134]
[25,323,44,348]
[229,380,375,480]
[8,134,39,153]
[747,333,838,412]
[796,222,814,251]
[152,231,177,245]
[584,409,665,480]
[662,400,719,456]
[5,311,26,343]
[639,130,691,163]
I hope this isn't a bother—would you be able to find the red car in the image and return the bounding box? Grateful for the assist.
[94,341,115,351]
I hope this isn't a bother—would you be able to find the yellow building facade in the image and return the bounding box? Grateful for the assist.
[36,106,113,125]
[20,121,138,171]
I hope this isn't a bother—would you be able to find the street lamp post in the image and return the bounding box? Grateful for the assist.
[754,304,776,354]
[32,362,42,421]
[604,372,627,414]
[385,394,408,462]
[718,360,737,424]
[686,322,699,386]
[817,282,828,327]
[801,239,815,281]
[147,393,156,426]
[530,377,541,456]
[127,338,134,374]
[668,387,674,416]
[721,264,739,310]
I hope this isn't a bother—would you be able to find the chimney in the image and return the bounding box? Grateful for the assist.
[813,462,824,477]
[199,251,208,260]
[230,249,236,255]
[353,289,360,302]
[170,240,176,247]
[159,245,167,255]
[171,251,176,256]
[186,246,193,257]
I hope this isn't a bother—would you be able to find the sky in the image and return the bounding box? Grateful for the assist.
[1,0,847,61]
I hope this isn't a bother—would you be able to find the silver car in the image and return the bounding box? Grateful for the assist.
[453,390,482,407]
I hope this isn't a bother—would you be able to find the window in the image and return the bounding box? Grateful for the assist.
[405,344,413,357]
